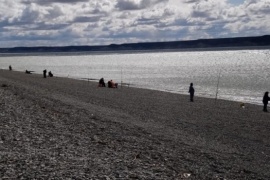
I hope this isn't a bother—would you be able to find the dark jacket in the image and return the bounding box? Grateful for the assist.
[189,86,195,95]
[263,93,270,104]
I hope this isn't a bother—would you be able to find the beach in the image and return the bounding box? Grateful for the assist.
[0,70,269,179]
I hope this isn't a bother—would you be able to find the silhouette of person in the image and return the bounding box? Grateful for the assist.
[108,80,112,88]
[48,71,53,77]
[25,70,32,74]
[43,69,47,78]
[9,65,12,71]
[108,80,118,88]
[263,91,270,112]
[99,78,106,87]
[189,83,195,102]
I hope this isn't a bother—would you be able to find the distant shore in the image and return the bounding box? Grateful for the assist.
[1,68,265,106]
[1,34,270,54]
[0,70,270,179]
[1,45,270,57]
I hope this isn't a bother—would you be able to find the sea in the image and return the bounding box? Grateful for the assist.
[0,49,270,105]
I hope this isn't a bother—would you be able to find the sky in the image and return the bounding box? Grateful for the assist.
[0,0,269,48]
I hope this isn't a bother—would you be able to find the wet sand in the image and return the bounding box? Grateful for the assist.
[0,70,269,179]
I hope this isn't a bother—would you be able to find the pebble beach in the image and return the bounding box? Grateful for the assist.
[0,70,270,179]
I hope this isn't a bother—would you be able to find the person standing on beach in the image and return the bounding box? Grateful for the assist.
[189,83,195,102]
[43,69,47,78]
[263,91,270,112]
[9,65,12,71]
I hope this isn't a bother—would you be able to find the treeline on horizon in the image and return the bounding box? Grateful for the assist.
[1,35,270,53]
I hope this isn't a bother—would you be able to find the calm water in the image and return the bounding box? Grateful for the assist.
[1,50,270,105]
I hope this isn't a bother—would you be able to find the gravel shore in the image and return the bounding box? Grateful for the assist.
[1,70,269,179]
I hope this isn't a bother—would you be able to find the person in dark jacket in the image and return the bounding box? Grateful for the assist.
[99,78,106,87]
[25,70,32,74]
[43,69,47,78]
[9,65,12,71]
[48,71,53,77]
[189,83,195,102]
[263,91,270,112]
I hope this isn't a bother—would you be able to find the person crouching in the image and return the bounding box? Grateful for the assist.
[108,80,118,88]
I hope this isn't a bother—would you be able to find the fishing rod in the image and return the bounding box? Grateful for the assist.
[215,69,221,101]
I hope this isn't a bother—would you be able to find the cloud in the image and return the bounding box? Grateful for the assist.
[21,0,89,5]
[45,5,65,20]
[0,0,269,47]
[222,0,270,37]
[189,0,228,19]
[115,0,167,10]
[20,4,43,23]
[84,1,115,15]
[73,16,104,23]
[245,0,270,14]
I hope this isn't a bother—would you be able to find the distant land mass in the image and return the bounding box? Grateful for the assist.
[0,35,270,53]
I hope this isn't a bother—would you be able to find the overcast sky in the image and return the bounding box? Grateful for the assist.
[0,0,269,48]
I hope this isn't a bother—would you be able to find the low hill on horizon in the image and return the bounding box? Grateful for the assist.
[1,35,270,53]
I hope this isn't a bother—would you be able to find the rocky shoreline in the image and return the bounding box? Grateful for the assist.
[1,70,269,179]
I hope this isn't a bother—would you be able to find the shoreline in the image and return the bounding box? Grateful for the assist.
[1,70,270,179]
[1,45,270,57]
[2,69,263,106]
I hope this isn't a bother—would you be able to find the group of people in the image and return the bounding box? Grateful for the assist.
[7,65,270,112]
[188,83,270,112]
[43,69,53,78]
[23,69,53,77]
[9,65,53,78]
[9,65,33,74]
[98,78,118,88]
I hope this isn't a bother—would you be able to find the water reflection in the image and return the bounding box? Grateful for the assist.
[0,49,269,104]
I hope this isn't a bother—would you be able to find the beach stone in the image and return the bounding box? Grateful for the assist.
[0,70,269,180]
[129,173,139,179]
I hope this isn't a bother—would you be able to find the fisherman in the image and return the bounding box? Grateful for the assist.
[263,91,270,112]
[189,83,195,102]
[99,78,106,87]
[43,69,47,78]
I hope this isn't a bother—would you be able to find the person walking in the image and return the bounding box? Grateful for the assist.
[189,83,195,102]
[263,91,270,112]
